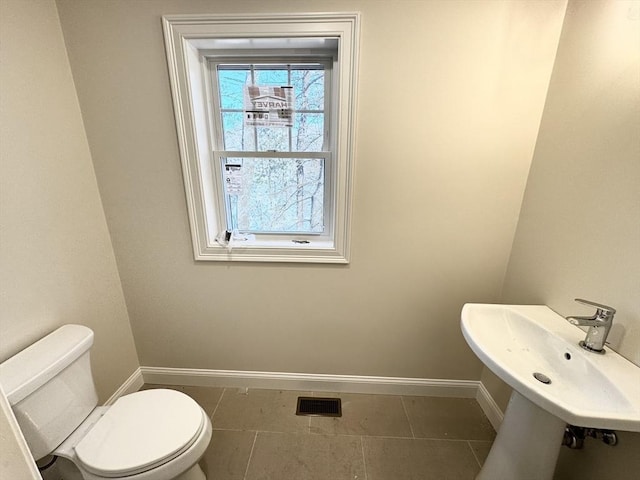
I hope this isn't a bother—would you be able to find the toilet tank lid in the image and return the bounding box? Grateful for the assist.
[0,325,94,405]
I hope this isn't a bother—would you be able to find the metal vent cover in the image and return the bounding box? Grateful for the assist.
[296,397,342,417]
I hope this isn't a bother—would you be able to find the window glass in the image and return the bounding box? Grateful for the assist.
[256,127,289,152]
[254,66,288,86]
[292,113,324,151]
[291,69,325,111]
[218,69,249,110]
[221,112,255,151]
[224,157,325,233]
[217,63,326,154]
[216,61,327,234]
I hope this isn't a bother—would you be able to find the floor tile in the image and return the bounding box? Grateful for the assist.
[199,429,256,480]
[140,384,224,417]
[212,388,311,433]
[468,440,493,466]
[180,385,225,417]
[363,436,480,480]
[245,431,365,480]
[138,386,498,478]
[309,392,413,437]
[402,396,496,440]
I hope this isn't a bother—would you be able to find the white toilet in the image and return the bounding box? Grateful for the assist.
[0,324,212,480]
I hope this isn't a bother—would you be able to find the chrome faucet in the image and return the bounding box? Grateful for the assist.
[566,298,616,354]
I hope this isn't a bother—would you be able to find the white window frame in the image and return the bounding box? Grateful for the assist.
[162,13,360,263]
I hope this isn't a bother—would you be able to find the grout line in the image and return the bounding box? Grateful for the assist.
[409,435,487,443]
[308,432,415,440]
[209,427,483,443]
[360,436,369,480]
[360,433,473,442]
[467,440,484,469]
[307,390,312,434]
[210,387,227,420]
[400,396,416,439]
[211,427,255,432]
[242,431,259,480]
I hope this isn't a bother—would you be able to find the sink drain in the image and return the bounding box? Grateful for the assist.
[533,372,552,384]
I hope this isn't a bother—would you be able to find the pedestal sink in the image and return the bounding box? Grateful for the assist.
[461,304,640,480]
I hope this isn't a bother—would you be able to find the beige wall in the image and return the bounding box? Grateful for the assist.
[55,0,566,380]
[0,0,139,402]
[497,1,640,478]
[502,0,640,367]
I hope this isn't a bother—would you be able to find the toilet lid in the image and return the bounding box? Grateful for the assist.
[75,389,205,477]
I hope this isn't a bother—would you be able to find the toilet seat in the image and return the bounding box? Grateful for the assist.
[74,389,205,478]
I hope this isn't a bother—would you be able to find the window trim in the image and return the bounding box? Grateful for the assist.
[162,13,359,263]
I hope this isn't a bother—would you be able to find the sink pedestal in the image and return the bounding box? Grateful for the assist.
[478,391,566,480]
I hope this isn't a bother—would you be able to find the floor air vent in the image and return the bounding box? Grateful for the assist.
[296,397,342,417]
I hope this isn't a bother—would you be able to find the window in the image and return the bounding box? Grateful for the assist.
[162,14,360,263]
[213,60,329,234]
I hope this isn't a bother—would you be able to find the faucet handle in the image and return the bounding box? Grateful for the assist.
[574,298,616,316]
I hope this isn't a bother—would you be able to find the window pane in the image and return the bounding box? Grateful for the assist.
[217,63,326,154]
[218,68,250,110]
[292,113,324,151]
[256,126,289,152]
[254,67,288,85]
[224,157,324,233]
[291,69,324,111]
[222,112,256,150]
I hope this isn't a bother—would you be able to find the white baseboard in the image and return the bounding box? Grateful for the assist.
[476,381,504,431]
[108,366,505,427]
[139,366,480,398]
[104,367,144,405]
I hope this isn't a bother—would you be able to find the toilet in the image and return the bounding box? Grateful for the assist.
[0,325,212,480]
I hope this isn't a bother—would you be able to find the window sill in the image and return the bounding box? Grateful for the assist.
[197,238,348,264]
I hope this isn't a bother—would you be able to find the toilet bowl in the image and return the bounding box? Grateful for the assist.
[54,389,212,480]
[0,325,213,480]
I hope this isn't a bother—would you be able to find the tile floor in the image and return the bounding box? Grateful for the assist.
[142,384,495,480]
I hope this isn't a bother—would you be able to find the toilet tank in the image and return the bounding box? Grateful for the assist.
[0,325,98,460]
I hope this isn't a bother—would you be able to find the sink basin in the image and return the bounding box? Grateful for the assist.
[461,303,640,480]
[462,303,640,432]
